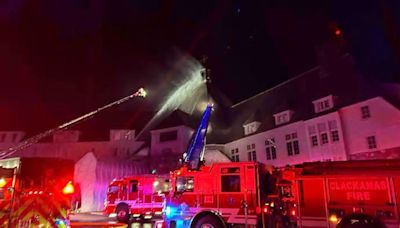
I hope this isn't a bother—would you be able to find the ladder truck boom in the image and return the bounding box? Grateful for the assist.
[183,104,213,170]
[0,88,147,159]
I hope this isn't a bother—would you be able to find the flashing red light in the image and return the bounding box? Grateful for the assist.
[39,191,43,195]
[291,209,296,216]
[28,191,33,195]
[0,178,6,188]
[335,29,342,36]
[62,181,75,195]
[34,191,38,195]
[263,207,269,214]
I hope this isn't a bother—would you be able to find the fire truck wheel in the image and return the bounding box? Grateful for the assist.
[193,215,223,228]
[116,204,130,223]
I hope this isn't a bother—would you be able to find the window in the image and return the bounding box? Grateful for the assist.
[367,136,377,149]
[286,133,300,156]
[361,106,370,119]
[321,133,328,144]
[130,180,138,192]
[331,130,339,142]
[159,130,178,142]
[265,146,277,160]
[328,120,339,142]
[221,175,241,192]
[247,144,256,161]
[231,148,239,162]
[108,186,119,193]
[176,176,194,192]
[243,122,261,135]
[265,138,276,160]
[248,151,257,161]
[311,135,318,147]
[273,110,294,126]
[312,95,335,113]
[287,142,293,156]
[293,141,300,155]
[266,139,276,158]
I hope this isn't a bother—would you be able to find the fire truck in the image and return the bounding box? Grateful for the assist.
[161,104,277,227]
[105,174,170,223]
[264,160,400,228]
[0,157,75,227]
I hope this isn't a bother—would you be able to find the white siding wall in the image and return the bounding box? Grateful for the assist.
[340,97,400,155]
[225,121,310,167]
[150,126,194,156]
[304,112,347,161]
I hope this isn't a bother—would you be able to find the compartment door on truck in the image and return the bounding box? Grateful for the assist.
[296,178,327,228]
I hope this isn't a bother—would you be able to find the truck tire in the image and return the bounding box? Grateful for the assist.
[115,204,130,223]
[192,215,223,228]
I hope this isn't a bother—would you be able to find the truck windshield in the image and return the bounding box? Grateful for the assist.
[108,186,119,194]
[153,179,170,193]
[176,176,194,192]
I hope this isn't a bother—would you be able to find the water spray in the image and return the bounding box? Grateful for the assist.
[135,59,208,140]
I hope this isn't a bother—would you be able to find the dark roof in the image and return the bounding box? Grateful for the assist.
[214,53,385,143]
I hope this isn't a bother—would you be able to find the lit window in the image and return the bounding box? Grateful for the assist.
[361,106,370,119]
[367,136,377,149]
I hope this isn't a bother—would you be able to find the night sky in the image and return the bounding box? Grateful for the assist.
[0,0,399,137]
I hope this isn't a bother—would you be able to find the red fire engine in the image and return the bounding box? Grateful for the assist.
[264,160,400,228]
[105,174,170,223]
[164,161,272,227]
[162,104,277,227]
[0,157,75,227]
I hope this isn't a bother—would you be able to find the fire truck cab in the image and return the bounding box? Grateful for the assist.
[164,161,271,228]
[0,157,75,227]
[105,174,169,223]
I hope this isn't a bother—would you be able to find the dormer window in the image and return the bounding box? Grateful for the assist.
[273,110,293,126]
[243,121,261,136]
[312,95,335,113]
